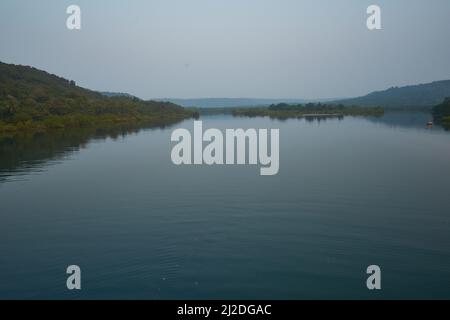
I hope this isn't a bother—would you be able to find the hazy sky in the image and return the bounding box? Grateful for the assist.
[0,0,449,99]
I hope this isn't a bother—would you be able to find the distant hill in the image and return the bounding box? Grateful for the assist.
[0,62,193,133]
[335,80,450,108]
[156,98,310,108]
[162,80,450,109]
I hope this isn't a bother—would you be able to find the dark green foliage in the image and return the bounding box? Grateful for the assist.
[232,103,384,119]
[0,62,194,133]
[432,97,450,128]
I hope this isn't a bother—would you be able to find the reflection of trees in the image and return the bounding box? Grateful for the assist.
[303,115,345,122]
[266,114,345,122]
[0,119,182,182]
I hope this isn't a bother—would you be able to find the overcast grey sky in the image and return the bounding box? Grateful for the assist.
[0,0,449,99]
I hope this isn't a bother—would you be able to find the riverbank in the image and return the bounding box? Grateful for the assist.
[0,112,194,137]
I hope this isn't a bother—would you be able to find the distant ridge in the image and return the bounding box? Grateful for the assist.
[160,80,450,109]
[155,98,310,108]
[335,80,450,108]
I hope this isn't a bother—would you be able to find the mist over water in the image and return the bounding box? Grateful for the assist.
[1,113,450,299]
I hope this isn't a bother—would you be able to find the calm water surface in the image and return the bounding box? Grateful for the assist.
[1,113,450,299]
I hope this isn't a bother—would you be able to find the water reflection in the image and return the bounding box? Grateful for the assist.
[366,111,445,130]
[0,112,447,184]
[1,113,450,299]
[0,120,182,183]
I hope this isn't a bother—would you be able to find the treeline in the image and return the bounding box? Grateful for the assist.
[232,103,384,119]
[0,62,195,134]
[432,98,450,128]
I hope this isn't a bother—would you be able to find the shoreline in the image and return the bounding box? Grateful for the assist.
[0,113,194,137]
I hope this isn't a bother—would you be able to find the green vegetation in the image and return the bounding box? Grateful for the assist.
[443,117,450,127]
[432,97,450,129]
[232,103,384,119]
[0,62,196,135]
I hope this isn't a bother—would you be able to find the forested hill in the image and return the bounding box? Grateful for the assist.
[0,61,101,100]
[335,80,450,108]
[0,62,193,133]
